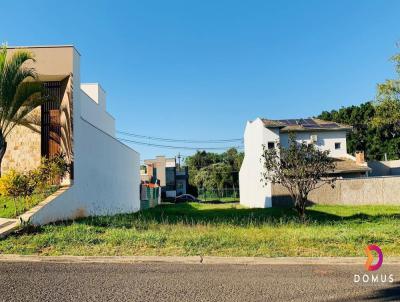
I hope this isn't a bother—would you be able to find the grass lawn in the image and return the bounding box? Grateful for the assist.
[0,195,45,219]
[0,202,399,257]
[0,187,59,219]
[198,197,239,203]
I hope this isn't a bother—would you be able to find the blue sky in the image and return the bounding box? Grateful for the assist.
[1,0,399,160]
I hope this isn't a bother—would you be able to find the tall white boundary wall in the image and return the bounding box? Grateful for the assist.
[27,117,140,225]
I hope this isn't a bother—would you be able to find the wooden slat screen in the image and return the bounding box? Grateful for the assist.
[41,82,62,158]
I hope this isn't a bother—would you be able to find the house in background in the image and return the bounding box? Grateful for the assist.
[141,156,189,198]
[239,117,371,208]
[3,45,141,224]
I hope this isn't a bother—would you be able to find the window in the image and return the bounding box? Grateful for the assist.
[267,142,275,149]
[310,134,318,143]
[335,142,341,150]
[165,167,176,191]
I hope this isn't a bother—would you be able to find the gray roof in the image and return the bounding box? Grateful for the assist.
[261,118,352,132]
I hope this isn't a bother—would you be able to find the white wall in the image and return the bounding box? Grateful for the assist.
[80,85,115,136]
[239,118,278,208]
[81,83,107,110]
[279,130,348,158]
[26,50,141,225]
[29,118,141,225]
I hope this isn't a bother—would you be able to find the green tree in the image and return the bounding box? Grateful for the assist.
[318,50,400,160]
[185,148,243,192]
[261,135,335,220]
[0,46,46,173]
[372,54,400,138]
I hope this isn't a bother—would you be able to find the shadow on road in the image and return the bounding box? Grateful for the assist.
[364,282,400,301]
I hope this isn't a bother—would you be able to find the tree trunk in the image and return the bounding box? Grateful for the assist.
[0,134,7,177]
[13,197,17,217]
[295,196,307,222]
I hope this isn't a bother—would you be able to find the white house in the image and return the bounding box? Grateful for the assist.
[239,117,370,208]
[4,45,141,225]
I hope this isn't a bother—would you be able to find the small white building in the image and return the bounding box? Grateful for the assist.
[239,118,370,208]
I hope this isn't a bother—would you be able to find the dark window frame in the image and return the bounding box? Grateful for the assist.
[267,142,275,149]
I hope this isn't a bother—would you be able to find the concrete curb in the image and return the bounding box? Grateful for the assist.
[0,221,20,239]
[1,255,400,265]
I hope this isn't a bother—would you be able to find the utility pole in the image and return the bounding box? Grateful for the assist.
[177,153,181,168]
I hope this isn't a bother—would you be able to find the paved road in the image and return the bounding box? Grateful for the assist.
[0,262,399,301]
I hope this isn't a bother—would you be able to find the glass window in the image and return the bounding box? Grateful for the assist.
[267,142,275,149]
[335,142,341,150]
[166,167,176,187]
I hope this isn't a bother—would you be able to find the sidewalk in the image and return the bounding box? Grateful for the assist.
[1,255,400,265]
[0,218,19,239]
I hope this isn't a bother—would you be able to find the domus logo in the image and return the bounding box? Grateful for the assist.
[364,244,383,271]
[354,244,394,284]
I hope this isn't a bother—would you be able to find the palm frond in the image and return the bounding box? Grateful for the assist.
[3,90,44,138]
[0,48,47,139]
[0,50,36,115]
[0,45,7,73]
[8,81,44,119]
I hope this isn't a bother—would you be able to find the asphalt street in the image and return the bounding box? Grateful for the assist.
[0,262,399,302]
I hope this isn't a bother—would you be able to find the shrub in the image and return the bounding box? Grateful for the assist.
[30,154,69,192]
[0,154,69,198]
[0,169,35,198]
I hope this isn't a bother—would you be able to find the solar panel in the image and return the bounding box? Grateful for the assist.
[320,123,339,128]
[277,118,341,129]
[302,124,321,128]
[303,118,318,126]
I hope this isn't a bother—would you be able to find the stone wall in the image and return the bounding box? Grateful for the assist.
[1,108,41,174]
[272,176,400,206]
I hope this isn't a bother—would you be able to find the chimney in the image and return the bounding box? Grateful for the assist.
[355,151,365,165]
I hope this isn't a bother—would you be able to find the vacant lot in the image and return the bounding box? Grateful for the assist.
[0,203,399,256]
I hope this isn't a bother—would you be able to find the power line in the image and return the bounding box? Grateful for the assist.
[117,130,243,143]
[118,137,243,150]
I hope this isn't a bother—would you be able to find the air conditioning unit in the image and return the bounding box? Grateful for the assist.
[310,134,318,143]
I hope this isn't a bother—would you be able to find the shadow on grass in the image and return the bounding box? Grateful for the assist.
[199,200,239,204]
[64,203,400,229]
[12,202,400,236]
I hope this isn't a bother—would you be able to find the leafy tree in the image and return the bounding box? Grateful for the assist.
[372,54,400,137]
[193,163,233,194]
[185,148,243,192]
[0,46,46,174]
[318,51,400,160]
[261,135,335,220]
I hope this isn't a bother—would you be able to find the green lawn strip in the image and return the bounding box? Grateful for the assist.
[0,195,43,219]
[0,203,399,256]
[0,187,59,219]
[197,196,239,203]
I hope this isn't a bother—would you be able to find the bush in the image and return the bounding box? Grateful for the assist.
[0,170,35,198]
[0,154,69,198]
[30,154,69,192]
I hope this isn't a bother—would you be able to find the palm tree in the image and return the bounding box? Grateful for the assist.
[0,46,46,175]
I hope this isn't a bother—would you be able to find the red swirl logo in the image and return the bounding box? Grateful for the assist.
[365,244,383,271]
